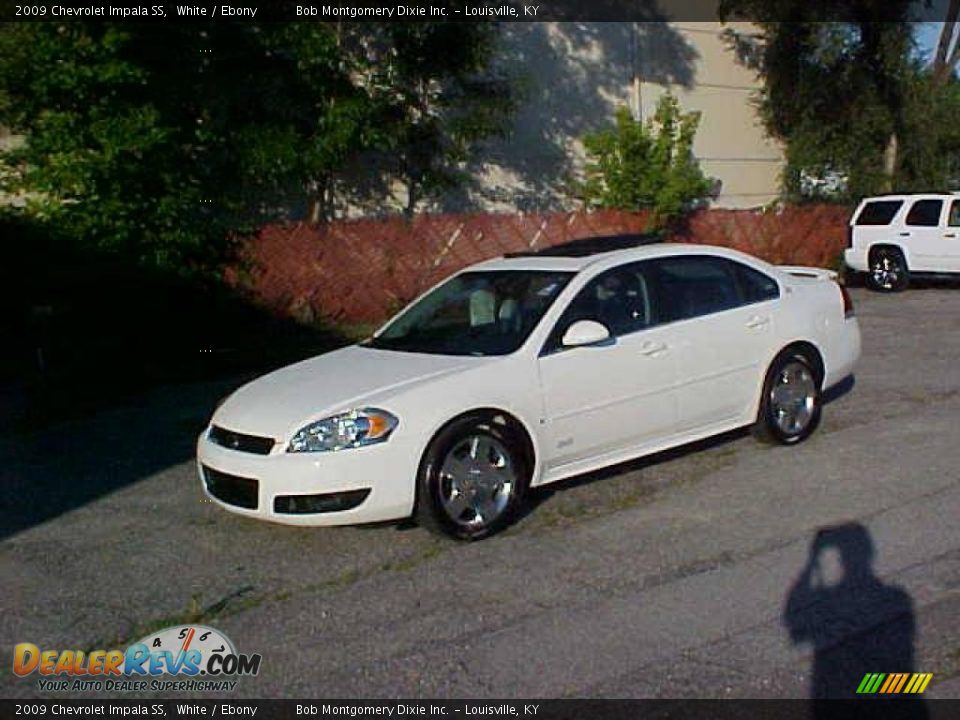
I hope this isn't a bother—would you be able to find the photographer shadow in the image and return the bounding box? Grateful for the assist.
[783,522,928,719]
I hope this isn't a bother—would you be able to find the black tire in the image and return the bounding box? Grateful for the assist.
[753,350,822,445]
[867,247,909,292]
[415,414,531,541]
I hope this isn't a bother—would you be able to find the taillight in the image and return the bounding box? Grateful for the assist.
[839,283,854,318]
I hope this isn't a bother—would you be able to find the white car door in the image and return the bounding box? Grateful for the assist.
[649,256,780,432]
[537,262,678,470]
[902,198,947,271]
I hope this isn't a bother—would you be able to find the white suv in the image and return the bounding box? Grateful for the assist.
[844,193,960,291]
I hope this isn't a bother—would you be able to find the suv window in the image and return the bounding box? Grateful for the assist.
[949,200,960,227]
[653,256,742,322]
[544,263,654,352]
[905,199,944,227]
[855,200,903,226]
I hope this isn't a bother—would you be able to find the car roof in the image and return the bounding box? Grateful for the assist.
[860,192,960,202]
[469,242,768,275]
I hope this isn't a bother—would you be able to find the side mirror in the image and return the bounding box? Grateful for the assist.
[561,319,611,348]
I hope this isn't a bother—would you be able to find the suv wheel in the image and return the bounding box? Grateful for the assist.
[868,248,909,292]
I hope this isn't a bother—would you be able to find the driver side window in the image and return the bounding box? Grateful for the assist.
[544,263,653,354]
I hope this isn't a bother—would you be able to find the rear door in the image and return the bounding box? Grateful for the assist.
[649,255,781,432]
[851,198,904,261]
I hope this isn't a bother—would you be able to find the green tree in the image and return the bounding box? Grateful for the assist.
[0,21,515,271]
[579,96,714,224]
[0,23,371,272]
[717,1,960,200]
[932,1,960,84]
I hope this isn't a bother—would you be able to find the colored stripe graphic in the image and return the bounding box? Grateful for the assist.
[856,673,886,694]
[879,674,897,693]
[857,672,932,694]
[892,673,910,693]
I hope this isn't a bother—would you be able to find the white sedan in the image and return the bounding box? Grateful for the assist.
[197,242,861,540]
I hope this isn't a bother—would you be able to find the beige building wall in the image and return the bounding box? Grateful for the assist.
[643,23,783,207]
[460,21,783,213]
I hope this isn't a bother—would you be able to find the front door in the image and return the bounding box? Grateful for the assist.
[537,262,678,470]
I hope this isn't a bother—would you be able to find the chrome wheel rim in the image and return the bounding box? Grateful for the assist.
[871,255,901,290]
[770,361,817,436]
[439,435,516,529]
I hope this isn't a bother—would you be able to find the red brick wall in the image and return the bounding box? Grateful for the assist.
[229,205,849,325]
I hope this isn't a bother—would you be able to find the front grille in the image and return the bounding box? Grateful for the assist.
[209,425,275,455]
[274,489,371,515]
[203,466,259,510]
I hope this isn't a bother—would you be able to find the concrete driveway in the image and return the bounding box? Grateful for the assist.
[2,287,959,699]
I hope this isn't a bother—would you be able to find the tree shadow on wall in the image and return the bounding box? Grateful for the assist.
[438,20,700,213]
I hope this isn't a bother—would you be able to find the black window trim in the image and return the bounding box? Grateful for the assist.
[538,254,782,357]
[854,199,905,227]
[948,199,960,228]
[539,260,658,357]
[905,198,945,228]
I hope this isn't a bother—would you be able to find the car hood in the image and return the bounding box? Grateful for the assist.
[212,345,487,440]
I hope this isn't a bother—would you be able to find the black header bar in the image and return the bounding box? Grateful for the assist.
[0,699,956,720]
[0,0,945,23]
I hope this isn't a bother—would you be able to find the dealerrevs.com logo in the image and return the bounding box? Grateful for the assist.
[14,625,262,693]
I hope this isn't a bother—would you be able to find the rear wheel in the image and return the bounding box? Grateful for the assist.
[868,248,909,292]
[754,351,822,445]
[415,415,530,540]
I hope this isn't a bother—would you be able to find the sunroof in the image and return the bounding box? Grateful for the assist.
[505,232,663,258]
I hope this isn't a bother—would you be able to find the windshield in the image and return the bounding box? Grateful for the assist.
[366,270,573,356]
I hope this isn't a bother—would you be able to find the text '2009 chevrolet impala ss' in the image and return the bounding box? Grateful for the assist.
[197,241,861,540]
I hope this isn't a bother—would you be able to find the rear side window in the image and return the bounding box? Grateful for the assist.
[733,263,780,304]
[654,256,742,322]
[855,200,902,226]
[949,200,960,227]
[905,199,943,227]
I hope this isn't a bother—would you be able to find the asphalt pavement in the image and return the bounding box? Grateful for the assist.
[2,286,959,700]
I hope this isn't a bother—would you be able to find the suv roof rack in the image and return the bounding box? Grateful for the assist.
[504,232,663,259]
[866,191,960,197]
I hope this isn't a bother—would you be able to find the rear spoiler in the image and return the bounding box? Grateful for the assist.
[776,265,839,281]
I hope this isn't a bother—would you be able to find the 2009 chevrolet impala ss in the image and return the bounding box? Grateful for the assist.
[197,241,861,540]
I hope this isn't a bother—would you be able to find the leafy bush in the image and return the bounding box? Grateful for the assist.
[578,95,715,225]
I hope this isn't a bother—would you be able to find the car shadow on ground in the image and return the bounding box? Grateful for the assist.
[1,216,363,540]
[517,374,857,525]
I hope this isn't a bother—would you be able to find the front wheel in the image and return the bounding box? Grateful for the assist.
[868,248,909,292]
[754,352,822,445]
[415,415,530,540]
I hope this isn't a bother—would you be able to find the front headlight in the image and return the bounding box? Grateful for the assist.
[287,408,399,453]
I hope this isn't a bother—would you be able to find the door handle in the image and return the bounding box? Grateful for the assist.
[746,315,771,329]
[640,341,668,357]
[945,233,957,239]
[899,232,911,237]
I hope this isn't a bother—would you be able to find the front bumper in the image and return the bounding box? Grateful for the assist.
[196,429,417,526]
